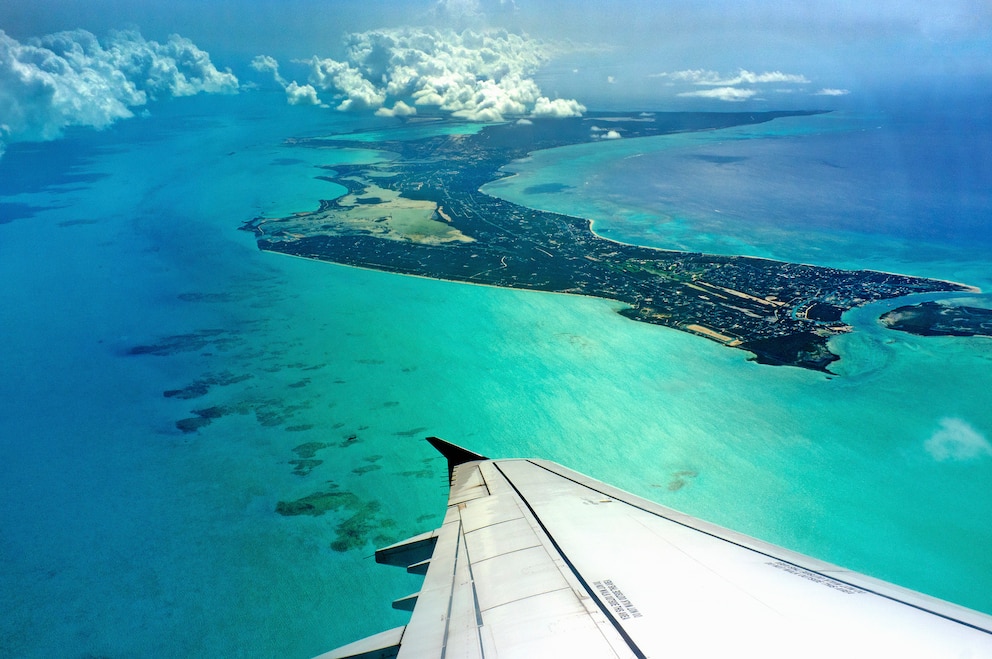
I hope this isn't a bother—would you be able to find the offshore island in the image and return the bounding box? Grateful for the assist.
[242,111,974,372]
[881,301,992,338]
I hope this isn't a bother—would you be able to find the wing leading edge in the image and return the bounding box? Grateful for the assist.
[317,438,992,658]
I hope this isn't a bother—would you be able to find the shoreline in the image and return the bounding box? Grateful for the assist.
[246,109,976,374]
[478,117,983,296]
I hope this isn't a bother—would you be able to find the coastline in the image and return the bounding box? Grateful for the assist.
[244,110,976,373]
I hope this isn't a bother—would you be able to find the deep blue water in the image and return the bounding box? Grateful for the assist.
[1,93,990,657]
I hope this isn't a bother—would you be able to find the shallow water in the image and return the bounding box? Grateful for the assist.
[1,93,990,657]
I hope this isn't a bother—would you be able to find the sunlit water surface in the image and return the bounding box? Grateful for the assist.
[1,93,990,657]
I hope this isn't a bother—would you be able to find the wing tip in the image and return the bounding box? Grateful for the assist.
[425,436,489,481]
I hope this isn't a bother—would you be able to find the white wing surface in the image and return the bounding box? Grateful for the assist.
[317,437,992,659]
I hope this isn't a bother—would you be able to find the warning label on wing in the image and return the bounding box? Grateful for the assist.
[768,561,865,594]
[593,579,643,620]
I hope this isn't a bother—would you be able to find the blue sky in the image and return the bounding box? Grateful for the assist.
[1,0,990,154]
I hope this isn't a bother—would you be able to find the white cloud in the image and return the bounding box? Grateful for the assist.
[531,96,586,118]
[652,68,820,102]
[283,28,583,122]
[251,54,286,86]
[653,69,809,86]
[0,28,237,155]
[590,126,621,139]
[815,88,851,96]
[924,418,992,461]
[678,87,757,102]
[719,70,810,85]
[285,81,321,106]
[375,100,417,117]
[307,55,387,111]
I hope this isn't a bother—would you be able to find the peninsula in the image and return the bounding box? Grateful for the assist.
[242,111,971,372]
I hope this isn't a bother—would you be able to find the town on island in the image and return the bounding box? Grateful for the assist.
[242,111,980,372]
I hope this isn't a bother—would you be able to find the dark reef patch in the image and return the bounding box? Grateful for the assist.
[169,395,313,433]
[289,459,323,476]
[165,382,210,400]
[292,442,330,459]
[175,405,232,433]
[192,406,226,420]
[128,329,237,356]
[276,490,359,516]
[274,490,397,551]
[400,456,440,479]
[666,470,698,492]
[394,426,429,437]
[163,372,252,400]
[0,202,48,223]
[288,443,331,476]
[687,154,748,165]
[523,182,572,195]
[176,415,212,434]
[332,501,396,552]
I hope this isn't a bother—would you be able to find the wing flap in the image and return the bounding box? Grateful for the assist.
[375,529,439,568]
[314,626,404,659]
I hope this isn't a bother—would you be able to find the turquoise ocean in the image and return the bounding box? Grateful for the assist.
[1,91,990,657]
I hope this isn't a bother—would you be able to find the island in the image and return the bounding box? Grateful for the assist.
[241,111,974,372]
[881,301,992,337]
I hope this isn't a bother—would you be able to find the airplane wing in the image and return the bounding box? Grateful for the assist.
[317,437,992,658]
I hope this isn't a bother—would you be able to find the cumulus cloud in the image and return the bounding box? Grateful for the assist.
[307,55,386,111]
[285,81,321,106]
[653,68,828,102]
[590,125,621,139]
[678,87,758,102]
[531,96,586,118]
[0,28,237,156]
[924,418,992,461]
[815,88,851,96]
[672,69,810,86]
[375,100,417,117]
[251,54,286,86]
[269,28,583,122]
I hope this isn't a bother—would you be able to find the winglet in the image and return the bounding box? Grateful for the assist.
[426,436,488,482]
